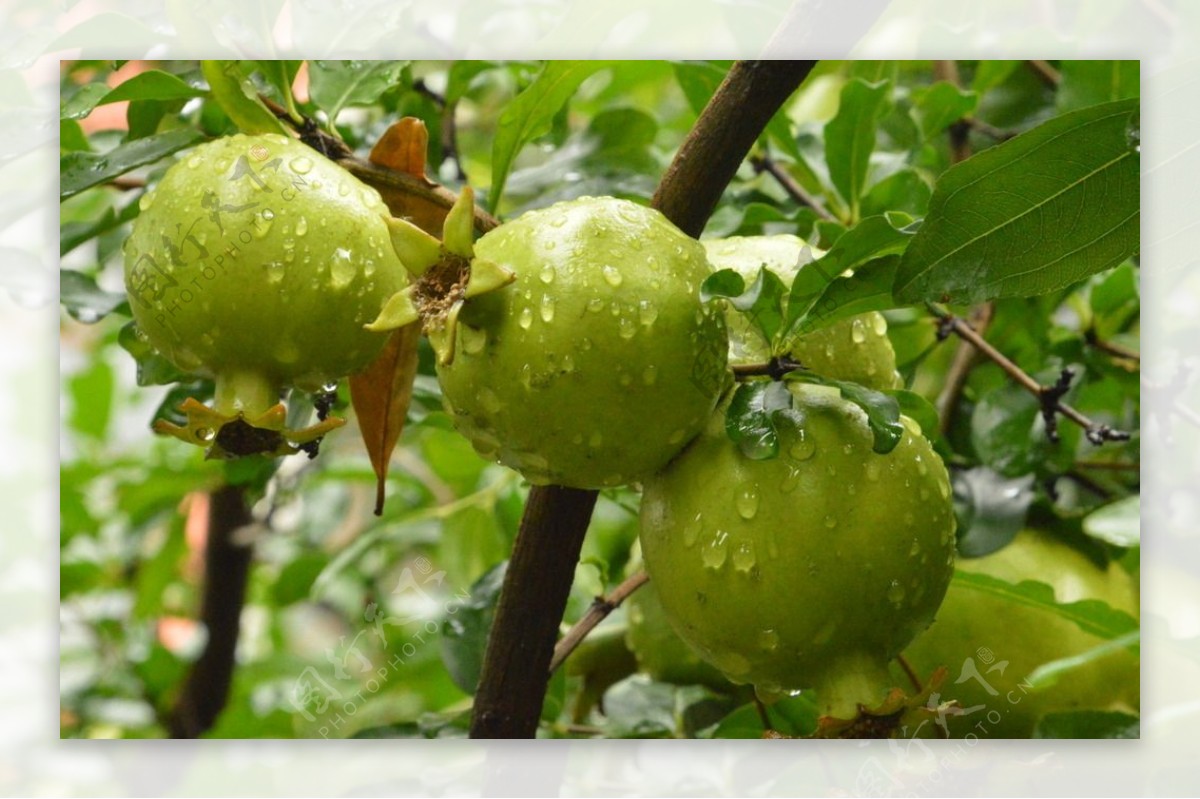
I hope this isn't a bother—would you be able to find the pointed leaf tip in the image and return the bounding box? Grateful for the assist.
[463,259,516,300]
[443,187,477,258]
[385,216,442,278]
[366,287,421,332]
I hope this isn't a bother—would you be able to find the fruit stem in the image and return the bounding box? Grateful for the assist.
[213,369,280,418]
[812,652,895,720]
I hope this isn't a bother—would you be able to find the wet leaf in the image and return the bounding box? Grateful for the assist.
[200,60,287,136]
[60,128,205,200]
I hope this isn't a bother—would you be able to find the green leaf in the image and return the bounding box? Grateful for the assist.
[971,61,1020,94]
[913,81,978,139]
[60,119,91,152]
[789,373,904,454]
[1057,61,1139,113]
[893,99,1140,304]
[489,61,614,212]
[200,60,287,136]
[307,60,409,122]
[785,216,912,335]
[60,197,141,255]
[59,270,129,322]
[100,69,206,105]
[824,78,891,217]
[1026,630,1140,691]
[60,83,111,120]
[952,467,1035,557]
[66,358,114,440]
[440,561,506,695]
[701,266,788,349]
[707,692,819,738]
[60,127,205,201]
[253,59,303,115]
[794,255,900,336]
[118,320,189,386]
[1033,709,1139,739]
[888,389,941,442]
[724,380,795,460]
[951,570,1139,640]
[1082,495,1140,548]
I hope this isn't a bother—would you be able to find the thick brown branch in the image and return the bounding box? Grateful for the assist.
[167,485,253,738]
[749,154,835,222]
[468,59,816,740]
[653,61,818,238]
[549,571,649,674]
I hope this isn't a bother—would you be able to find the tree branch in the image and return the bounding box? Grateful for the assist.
[1026,59,1061,88]
[549,571,649,674]
[167,485,253,738]
[936,303,994,435]
[468,59,817,740]
[749,154,836,222]
[930,305,1131,445]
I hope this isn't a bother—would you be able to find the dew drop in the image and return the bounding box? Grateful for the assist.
[909,539,921,557]
[683,513,703,547]
[823,514,838,529]
[561,353,575,373]
[789,430,815,461]
[916,456,928,476]
[265,261,285,284]
[887,580,906,604]
[518,307,533,330]
[638,299,659,326]
[539,294,556,323]
[364,260,376,277]
[758,629,780,652]
[338,181,351,197]
[711,649,750,677]
[872,314,888,336]
[295,216,308,236]
[851,318,867,343]
[138,192,155,211]
[618,317,636,339]
[842,443,854,455]
[937,478,950,499]
[602,265,623,287]
[330,247,355,288]
[732,541,756,573]
[824,343,835,358]
[736,484,759,520]
[701,530,730,569]
[186,155,202,169]
[780,465,802,494]
[549,214,567,228]
[290,156,313,175]
[587,298,604,313]
[866,461,882,482]
[539,265,556,284]
[543,239,557,251]
[478,387,501,414]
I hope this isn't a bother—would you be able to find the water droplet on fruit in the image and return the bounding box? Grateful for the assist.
[539,265,555,284]
[736,484,759,520]
[937,478,950,499]
[588,431,603,448]
[602,265,623,287]
[732,541,756,572]
[904,511,915,526]
[711,649,750,677]
[265,261,285,284]
[789,430,815,461]
[758,629,780,652]
[866,461,881,482]
[683,513,702,547]
[638,299,658,326]
[138,192,155,211]
[909,539,921,557]
[887,580,906,604]
[916,456,928,476]
[295,216,308,236]
[824,343,835,358]
[872,314,888,336]
[539,295,556,323]
[330,248,355,288]
[618,317,636,339]
[561,353,575,373]
[290,156,313,175]
[518,307,533,330]
[338,181,351,197]
[642,365,658,385]
[843,443,854,455]
[364,260,376,277]
[543,239,556,251]
[702,530,729,569]
[478,387,501,414]
[186,155,201,169]
[851,318,867,343]
[780,466,801,493]
[549,214,566,228]
[587,298,604,313]
[823,514,837,529]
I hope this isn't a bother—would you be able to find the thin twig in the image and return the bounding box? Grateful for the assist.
[930,304,1131,445]
[749,154,836,222]
[936,304,994,435]
[1085,328,1141,362]
[1027,60,1061,88]
[896,653,923,693]
[732,356,805,381]
[549,571,649,673]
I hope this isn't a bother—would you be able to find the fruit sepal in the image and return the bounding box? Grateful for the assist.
[811,665,957,739]
[153,368,344,458]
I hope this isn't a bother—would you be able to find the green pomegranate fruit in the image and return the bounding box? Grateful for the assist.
[122,132,409,456]
[625,578,732,692]
[895,528,1139,738]
[372,193,727,488]
[703,235,901,390]
[639,382,955,718]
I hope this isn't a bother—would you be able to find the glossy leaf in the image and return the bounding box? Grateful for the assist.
[1057,61,1139,113]
[1082,495,1140,548]
[824,78,891,216]
[952,570,1138,640]
[793,255,900,336]
[913,81,977,138]
[894,99,1140,304]
[952,467,1035,557]
[789,373,904,454]
[440,561,507,695]
[59,270,129,322]
[724,380,795,460]
[308,60,409,123]
[702,266,788,350]
[488,61,614,212]
[60,127,205,200]
[200,60,287,135]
